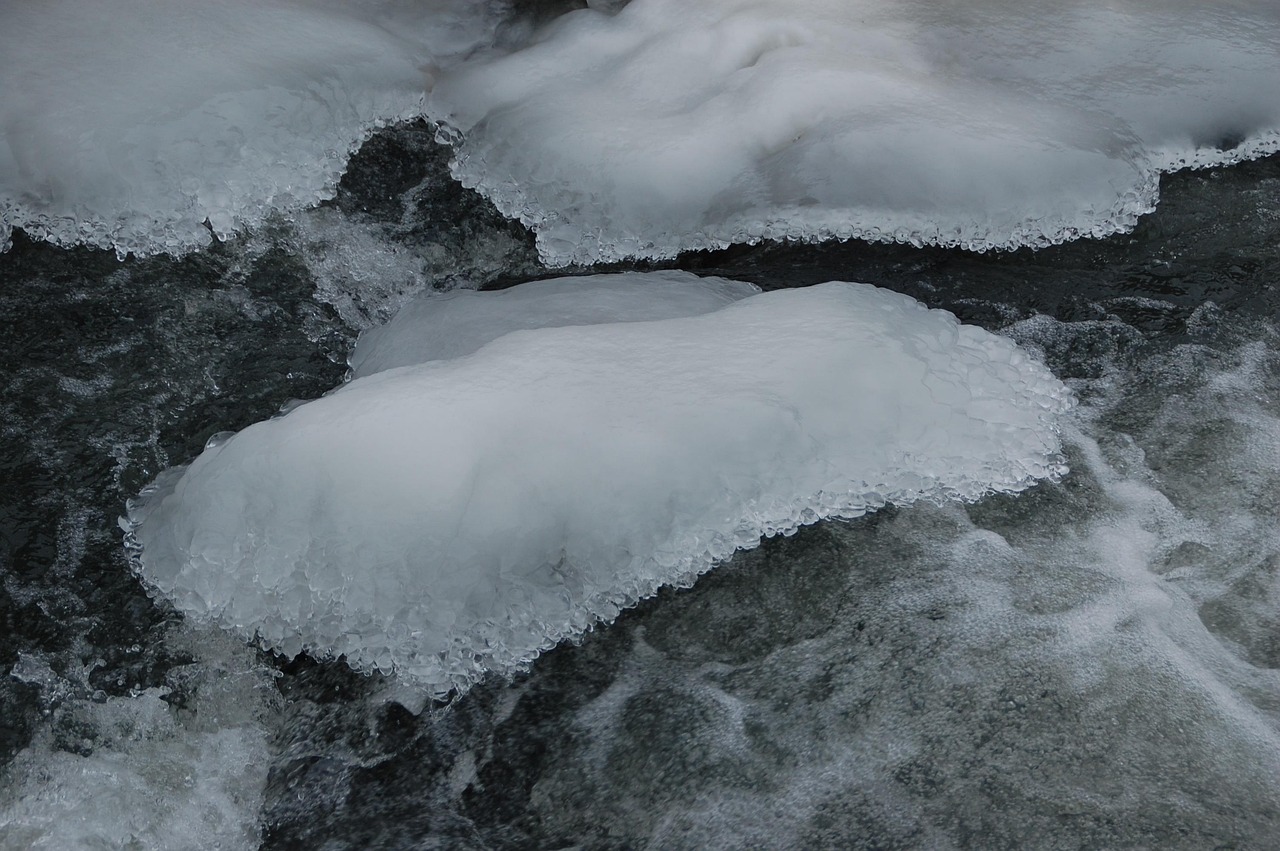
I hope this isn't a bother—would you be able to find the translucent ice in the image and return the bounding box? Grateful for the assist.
[427,0,1280,265]
[124,278,1072,697]
[349,271,759,378]
[0,0,513,257]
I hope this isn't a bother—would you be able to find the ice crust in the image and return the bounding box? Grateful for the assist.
[124,276,1072,697]
[0,0,512,258]
[427,0,1280,265]
[349,271,759,378]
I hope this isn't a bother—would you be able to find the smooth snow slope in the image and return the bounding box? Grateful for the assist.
[0,0,513,257]
[125,277,1072,697]
[349,271,759,377]
[428,0,1280,265]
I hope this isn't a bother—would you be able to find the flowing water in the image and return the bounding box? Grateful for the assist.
[2,3,1280,848]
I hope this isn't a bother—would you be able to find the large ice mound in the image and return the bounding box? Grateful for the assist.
[0,0,513,257]
[124,277,1073,697]
[427,0,1280,265]
[350,271,759,377]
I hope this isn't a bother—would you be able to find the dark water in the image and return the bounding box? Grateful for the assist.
[1,123,1278,848]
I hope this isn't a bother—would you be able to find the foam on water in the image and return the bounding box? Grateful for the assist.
[512,319,1280,848]
[123,276,1071,698]
[349,271,759,377]
[0,0,514,258]
[0,626,278,851]
[427,0,1280,265]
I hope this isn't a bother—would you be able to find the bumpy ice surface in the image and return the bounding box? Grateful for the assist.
[428,0,1280,264]
[349,271,759,377]
[0,0,512,258]
[124,277,1072,697]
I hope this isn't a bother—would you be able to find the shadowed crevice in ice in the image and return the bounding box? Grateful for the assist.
[426,0,1280,265]
[122,275,1071,698]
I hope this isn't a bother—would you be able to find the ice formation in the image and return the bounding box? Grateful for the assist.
[0,0,513,257]
[517,315,1280,849]
[349,271,759,377]
[427,0,1280,265]
[124,276,1072,697]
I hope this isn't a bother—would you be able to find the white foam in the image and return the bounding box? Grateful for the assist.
[523,323,1280,846]
[0,627,277,851]
[349,271,760,377]
[427,0,1280,265]
[123,277,1071,697]
[0,0,512,257]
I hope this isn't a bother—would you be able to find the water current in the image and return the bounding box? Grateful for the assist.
[1,114,1278,850]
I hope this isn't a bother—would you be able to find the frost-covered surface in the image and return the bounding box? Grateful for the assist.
[427,0,1280,265]
[124,278,1072,697]
[0,0,514,258]
[0,627,278,851]
[350,271,759,377]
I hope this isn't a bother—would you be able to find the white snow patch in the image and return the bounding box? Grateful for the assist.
[349,271,760,377]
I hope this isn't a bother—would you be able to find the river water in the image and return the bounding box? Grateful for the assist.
[1,115,1278,849]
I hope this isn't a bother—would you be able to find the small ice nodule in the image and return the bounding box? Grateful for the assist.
[124,275,1073,698]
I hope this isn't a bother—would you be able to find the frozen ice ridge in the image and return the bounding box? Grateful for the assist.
[349,271,760,377]
[124,275,1073,698]
[427,0,1280,266]
[0,0,514,258]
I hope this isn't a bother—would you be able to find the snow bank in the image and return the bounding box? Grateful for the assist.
[0,0,512,257]
[427,0,1280,265]
[349,271,759,377]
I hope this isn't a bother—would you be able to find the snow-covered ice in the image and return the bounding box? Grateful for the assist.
[0,0,513,257]
[427,0,1280,264]
[124,275,1072,697]
[349,271,759,377]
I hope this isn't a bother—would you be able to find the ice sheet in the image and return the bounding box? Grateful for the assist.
[427,0,1280,264]
[349,271,759,377]
[0,0,512,257]
[124,277,1072,697]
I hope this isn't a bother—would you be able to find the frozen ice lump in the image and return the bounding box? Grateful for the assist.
[0,0,514,257]
[428,0,1280,265]
[124,275,1073,697]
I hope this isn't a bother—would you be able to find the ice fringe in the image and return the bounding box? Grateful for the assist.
[426,0,1280,266]
[0,0,516,258]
